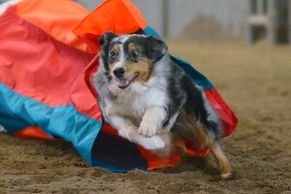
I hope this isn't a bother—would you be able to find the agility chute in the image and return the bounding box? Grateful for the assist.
[0,0,238,171]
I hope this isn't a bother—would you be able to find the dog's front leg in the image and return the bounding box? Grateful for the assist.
[107,114,167,150]
[106,114,137,140]
[139,107,167,137]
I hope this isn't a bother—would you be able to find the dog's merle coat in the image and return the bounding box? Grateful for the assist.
[94,32,232,178]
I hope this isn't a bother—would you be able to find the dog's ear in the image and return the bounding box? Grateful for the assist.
[99,32,117,72]
[99,32,117,47]
[146,36,168,62]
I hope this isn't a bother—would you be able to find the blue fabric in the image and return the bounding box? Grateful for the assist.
[92,131,148,172]
[143,26,213,90]
[170,56,213,89]
[0,82,148,171]
[0,83,101,166]
[143,26,163,40]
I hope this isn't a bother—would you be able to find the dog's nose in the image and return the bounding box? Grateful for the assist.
[113,67,125,78]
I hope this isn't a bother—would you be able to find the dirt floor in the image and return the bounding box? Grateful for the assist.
[0,41,290,194]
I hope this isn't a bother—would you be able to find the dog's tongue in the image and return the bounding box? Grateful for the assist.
[117,79,128,87]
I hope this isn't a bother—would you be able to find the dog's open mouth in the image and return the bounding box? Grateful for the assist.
[116,72,139,89]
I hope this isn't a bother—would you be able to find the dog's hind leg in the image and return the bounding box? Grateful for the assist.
[186,116,232,179]
[207,139,232,179]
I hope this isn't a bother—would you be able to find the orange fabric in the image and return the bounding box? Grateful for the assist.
[73,0,147,53]
[184,140,209,157]
[140,139,209,170]
[16,0,94,53]
[13,126,53,140]
[138,147,181,171]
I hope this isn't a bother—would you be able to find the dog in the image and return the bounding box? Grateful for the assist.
[93,32,232,178]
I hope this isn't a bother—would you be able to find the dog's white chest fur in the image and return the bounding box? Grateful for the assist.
[104,80,167,123]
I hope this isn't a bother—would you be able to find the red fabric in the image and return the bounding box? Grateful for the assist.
[70,54,102,121]
[0,7,96,115]
[205,88,238,137]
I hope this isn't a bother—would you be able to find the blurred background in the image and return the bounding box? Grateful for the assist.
[76,0,291,45]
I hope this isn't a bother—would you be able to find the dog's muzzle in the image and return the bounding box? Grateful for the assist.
[115,72,140,89]
[113,67,125,79]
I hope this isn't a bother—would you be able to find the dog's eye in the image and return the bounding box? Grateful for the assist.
[130,50,139,59]
[110,51,117,60]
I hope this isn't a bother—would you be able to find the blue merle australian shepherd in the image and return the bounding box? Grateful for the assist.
[94,32,232,178]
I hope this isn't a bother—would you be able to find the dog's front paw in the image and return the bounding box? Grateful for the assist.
[137,136,166,150]
[139,121,158,137]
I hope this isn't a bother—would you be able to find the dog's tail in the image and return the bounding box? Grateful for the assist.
[199,90,223,141]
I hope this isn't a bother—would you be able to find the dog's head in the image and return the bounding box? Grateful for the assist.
[99,32,168,89]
